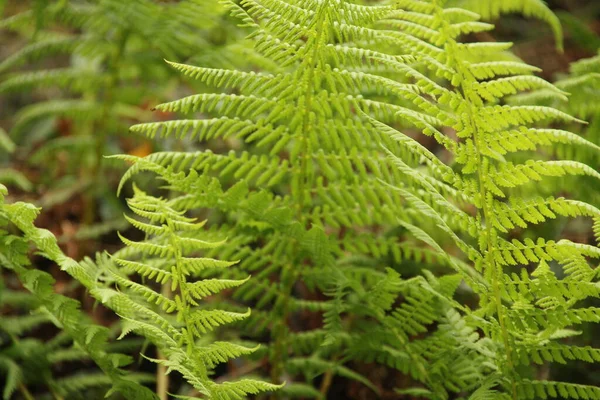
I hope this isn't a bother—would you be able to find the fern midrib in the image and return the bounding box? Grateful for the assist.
[270,1,333,391]
[434,4,517,398]
[454,43,518,400]
[157,247,172,400]
[465,89,517,399]
[295,4,330,214]
[166,221,208,380]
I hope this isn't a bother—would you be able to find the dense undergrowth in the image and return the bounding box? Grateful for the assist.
[1,0,600,399]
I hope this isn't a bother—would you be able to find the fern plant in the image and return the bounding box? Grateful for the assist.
[370,0,600,398]
[114,0,466,396]
[2,0,600,398]
[2,177,278,399]
[117,0,600,398]
[104,0,505,398]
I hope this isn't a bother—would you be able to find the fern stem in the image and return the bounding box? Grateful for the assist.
[270,264,295,391]
[156,282,171,400]
[18,383,35,400]
[473,121,517,400]
[169,222,208,378]
[433,2,517,396]
[271,3,331,395]
[319,368,334,397]
[457,59,518,400]
[294,12,328,211]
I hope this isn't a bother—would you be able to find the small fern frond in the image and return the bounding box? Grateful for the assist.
[108,185,277,396]
[1,189,156,400]
[0,36,84,74]
[199,342,260,369]
[448,0,563,50]
[517,379,600,399]
[207,379,283,400]
[0,68,106,93]
[0,356,22,400]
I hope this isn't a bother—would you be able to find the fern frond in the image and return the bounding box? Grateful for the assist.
[448,0,563,50]
[11,100,98,139]
[486,160,600,193]
[0,68,106,93]
[474,76,568,102]
[1,194,156,400]
[373,1,600,397]
[517,379,600,399]
[0,36,84,73]
[208,378,282,400]
[185,277,250,303]
[108,186,276,395]
[199,342,260,369]
[492,197,600,232]
[0,356,22,400]
[104,0,600,398]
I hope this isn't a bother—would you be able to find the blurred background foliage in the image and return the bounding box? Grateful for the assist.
[0,0,244,258]
[0,1,247,398]
[1,0,600,399]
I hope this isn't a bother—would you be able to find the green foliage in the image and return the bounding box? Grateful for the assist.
[1,0,600,399]
[508,44,600,201]
[448,0,563,50]
[102,185,280,398]
[0,0,237,242]
[371,1,600,398]
[121,0,455,394]
[0,184,156,399]
[119,0,600,398]
[1,177,279,398]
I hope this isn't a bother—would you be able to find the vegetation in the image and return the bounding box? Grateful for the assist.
[1,0,600,399]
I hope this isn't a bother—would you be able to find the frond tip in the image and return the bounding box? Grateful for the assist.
[449,0,563,51]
